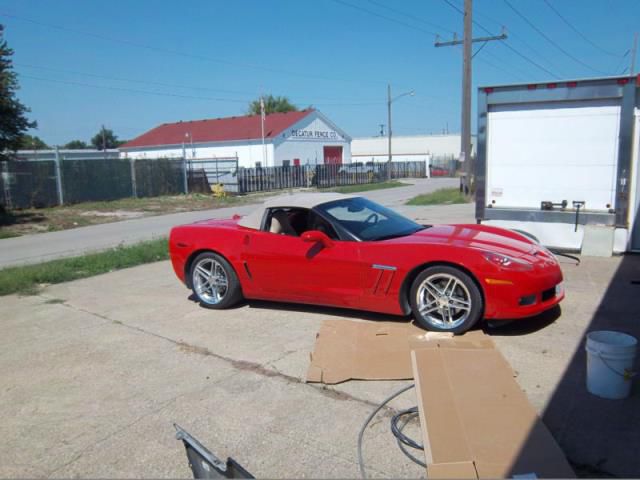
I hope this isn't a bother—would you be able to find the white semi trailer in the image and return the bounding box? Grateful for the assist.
[475,75,640,254]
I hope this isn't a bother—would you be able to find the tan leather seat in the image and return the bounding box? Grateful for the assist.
[270,210,297,236]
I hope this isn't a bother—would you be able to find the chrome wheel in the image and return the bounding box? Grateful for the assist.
[192,257,229,305]
[416,273,472,330]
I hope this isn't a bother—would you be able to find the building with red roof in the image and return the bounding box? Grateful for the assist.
[119,109,351,168]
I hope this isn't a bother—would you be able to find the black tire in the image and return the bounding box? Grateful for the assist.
[409,265,483,334]
[190,252,242,309]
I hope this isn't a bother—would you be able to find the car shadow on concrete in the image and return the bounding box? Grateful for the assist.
[246,299,413,324]
[187,292,411,323]
[189,294,563,332]
[482,305,562,336]
[505,253,640,478]
[542,253,640,477]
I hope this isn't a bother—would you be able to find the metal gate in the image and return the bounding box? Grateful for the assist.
[188,157,239,194]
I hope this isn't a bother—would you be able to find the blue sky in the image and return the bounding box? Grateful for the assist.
[1,0,639,146]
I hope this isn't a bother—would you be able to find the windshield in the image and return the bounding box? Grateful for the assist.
[315,197,425,241]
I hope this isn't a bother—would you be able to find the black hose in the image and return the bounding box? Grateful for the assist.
[390,408,427,468]
[357,383,415,479]
[549,249,581,264]
[390,407,423,450]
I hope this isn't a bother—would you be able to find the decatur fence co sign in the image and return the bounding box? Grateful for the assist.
[289,128,341,140]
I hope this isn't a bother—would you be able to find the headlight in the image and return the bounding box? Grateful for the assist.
[482,251,533,271]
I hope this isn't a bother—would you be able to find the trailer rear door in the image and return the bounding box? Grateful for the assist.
[631,108,640,251]
[486,99,621,212]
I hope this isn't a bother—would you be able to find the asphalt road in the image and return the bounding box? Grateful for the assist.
[0,178,459,269]
[2,252,638,477]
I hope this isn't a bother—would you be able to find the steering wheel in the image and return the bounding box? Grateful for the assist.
[365,213,379,225]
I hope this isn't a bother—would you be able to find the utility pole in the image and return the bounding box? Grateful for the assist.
[260,96,267,167]
[461,0,472,196]
[435,0,507,197]
[387,84,392,181]
[387,84,415,180]
[101,124,107,160]
[631,32,638,75]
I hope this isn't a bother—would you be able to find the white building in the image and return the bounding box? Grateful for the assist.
[351,134,476,163]
[119,109,351,168]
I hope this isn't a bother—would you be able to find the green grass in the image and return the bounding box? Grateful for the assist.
[0,192,279,237]
[0,238,169,296]
[325,180,408,194]
[406,187,470,206]
[66,193,248,212]
[0,230,21,239]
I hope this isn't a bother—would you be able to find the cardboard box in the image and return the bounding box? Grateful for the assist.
[306,319,451,384]
[411,336,575,479]
[306,320,574,478]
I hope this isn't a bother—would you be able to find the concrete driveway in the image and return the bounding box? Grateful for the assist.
[2,251,639,477]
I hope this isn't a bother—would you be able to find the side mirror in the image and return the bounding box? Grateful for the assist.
[301,230,333,248]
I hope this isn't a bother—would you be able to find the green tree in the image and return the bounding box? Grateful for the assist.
[90,127,120,150]
[0,24,37,159]
[19,134,48,150]
[63,139,88,149]
[248,95,298,115]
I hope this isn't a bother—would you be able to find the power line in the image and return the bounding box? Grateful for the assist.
[15,63,254,97]
[613,50,631,74]
[0,12,387,87]
[472,41,488,59]
[18,73,384,108]
[475,55,528,82]
[330,0,440,36]
[365,0,457,35]
[481,48,532,79]
[542,0,625,58]
[499,42,559,79]
[503,0,609,75]
[18,74,251,103]
[441,0,560,78]
[15,62,383,104]
[468,4,566,76]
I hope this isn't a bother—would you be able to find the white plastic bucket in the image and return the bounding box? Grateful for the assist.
[585,330,637,399]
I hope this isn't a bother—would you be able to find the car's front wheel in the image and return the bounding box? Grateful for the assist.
[190,252,242,309]
[409,265,483,334]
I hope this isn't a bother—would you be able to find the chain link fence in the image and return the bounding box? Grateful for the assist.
[428,155,460,177]
[237,161,428,193]
[1,155,432,210]
[62,159,132,203]
[2,160,59,209]
[188,157,239,194]
[1,155,189,209]
[135,158,186,198]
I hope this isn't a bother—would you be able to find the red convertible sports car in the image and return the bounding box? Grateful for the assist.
[169,193,564,333]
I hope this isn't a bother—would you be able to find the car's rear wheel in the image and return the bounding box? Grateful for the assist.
[190,252,242,309]
[409,265,483,334]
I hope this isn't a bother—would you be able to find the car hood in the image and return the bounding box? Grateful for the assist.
[390,224,537,257]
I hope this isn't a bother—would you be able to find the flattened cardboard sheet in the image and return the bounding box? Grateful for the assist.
[305,319,454,384]
[411,337,575,479]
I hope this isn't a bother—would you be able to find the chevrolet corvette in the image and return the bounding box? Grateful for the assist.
[169,192,564,333]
